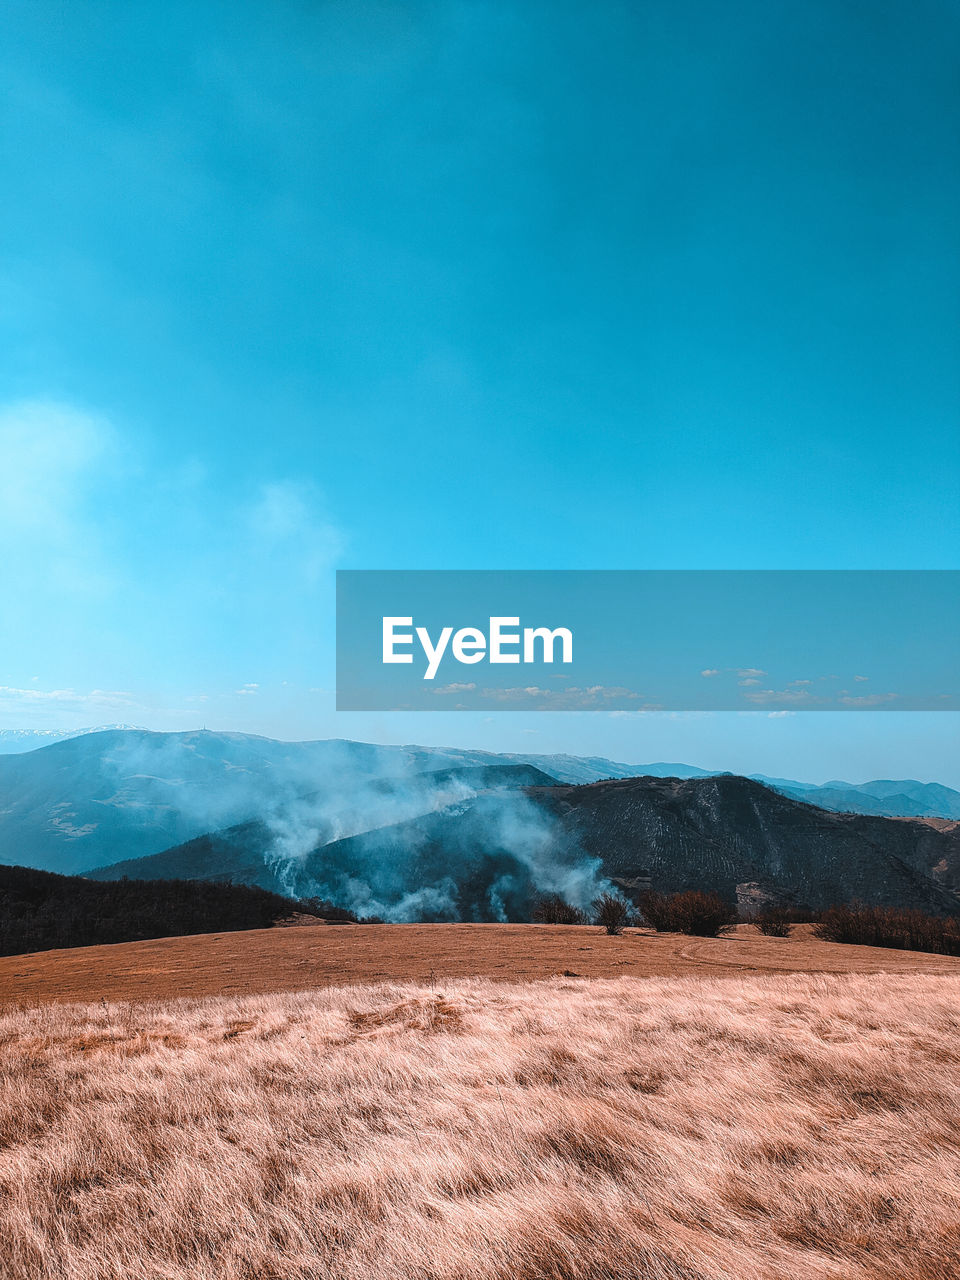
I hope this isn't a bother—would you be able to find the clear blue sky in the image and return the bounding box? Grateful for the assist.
[1,0,957,782]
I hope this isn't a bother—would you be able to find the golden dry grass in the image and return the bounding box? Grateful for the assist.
[3,972,960,1279]
[6,922,960,1008]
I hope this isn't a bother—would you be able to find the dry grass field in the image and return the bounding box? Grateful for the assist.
[5,922,960,1007]
[3,971,960,1279]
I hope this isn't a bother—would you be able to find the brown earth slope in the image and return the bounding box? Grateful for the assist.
[4,922,960,1007]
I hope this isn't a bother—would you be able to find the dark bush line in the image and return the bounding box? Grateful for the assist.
[638,890,737,937]
[813,903,960,956]
[0,863,324,957]
[534,891,638,934]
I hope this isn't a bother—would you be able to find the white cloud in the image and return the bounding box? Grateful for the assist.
[742,687,818,706]
[246,481,343,585]
[0,400,109,534]
[0,685,134,705]
[0,686,137,725]
[0,395,362,740]
[837,692,899,707]
[479,685,651,709]
[0,400,118,599]
[702,667,767,683]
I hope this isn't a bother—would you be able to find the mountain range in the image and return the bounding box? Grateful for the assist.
[87,773,960,921]
[1,728,959,924]
[758,777,960,819]
[0,728,957,877]
[0,730,582,874]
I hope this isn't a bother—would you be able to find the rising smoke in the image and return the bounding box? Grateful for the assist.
[97,731,614,920]
[268,786,612,923]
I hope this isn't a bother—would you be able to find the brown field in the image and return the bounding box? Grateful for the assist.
[4,970,960,1279]
[5,922,960,1008]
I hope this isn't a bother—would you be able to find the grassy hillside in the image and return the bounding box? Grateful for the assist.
[0,863,314,956]
[2,972,960,1279]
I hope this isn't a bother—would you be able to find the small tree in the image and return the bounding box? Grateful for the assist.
[666,891,736,937]
[592,893,631,936]
[532,893,587,924]
[754,907,792,937]
[636,890,672,931]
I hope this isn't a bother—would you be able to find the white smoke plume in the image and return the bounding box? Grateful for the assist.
[94,731,617,920]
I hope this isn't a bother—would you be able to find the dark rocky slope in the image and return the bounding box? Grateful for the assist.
[528,775,960,914]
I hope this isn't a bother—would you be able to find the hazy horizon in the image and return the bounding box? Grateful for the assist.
[0,718,958,790]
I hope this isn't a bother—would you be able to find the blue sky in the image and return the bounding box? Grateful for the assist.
[0,0,958,782]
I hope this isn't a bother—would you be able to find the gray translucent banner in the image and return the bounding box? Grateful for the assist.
[336,570,959,712]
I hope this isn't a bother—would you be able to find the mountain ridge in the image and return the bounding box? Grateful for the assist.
[88,772,960,923]
[0,728,957,876]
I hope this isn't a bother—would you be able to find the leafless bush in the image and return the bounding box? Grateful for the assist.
[754,907,793,937]
[531,894,587,925]
[638,890,736,937]
[591,893,631,935]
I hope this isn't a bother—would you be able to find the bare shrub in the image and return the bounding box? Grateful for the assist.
[669,891,736,937]
[814,904,960,956]
[638,890,736,937]
[531,894,587,925]
[754,907,793,937]
[635,890,673,932]
[592,893,631,935]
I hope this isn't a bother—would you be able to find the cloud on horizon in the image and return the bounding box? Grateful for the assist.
[0,396,347,714]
